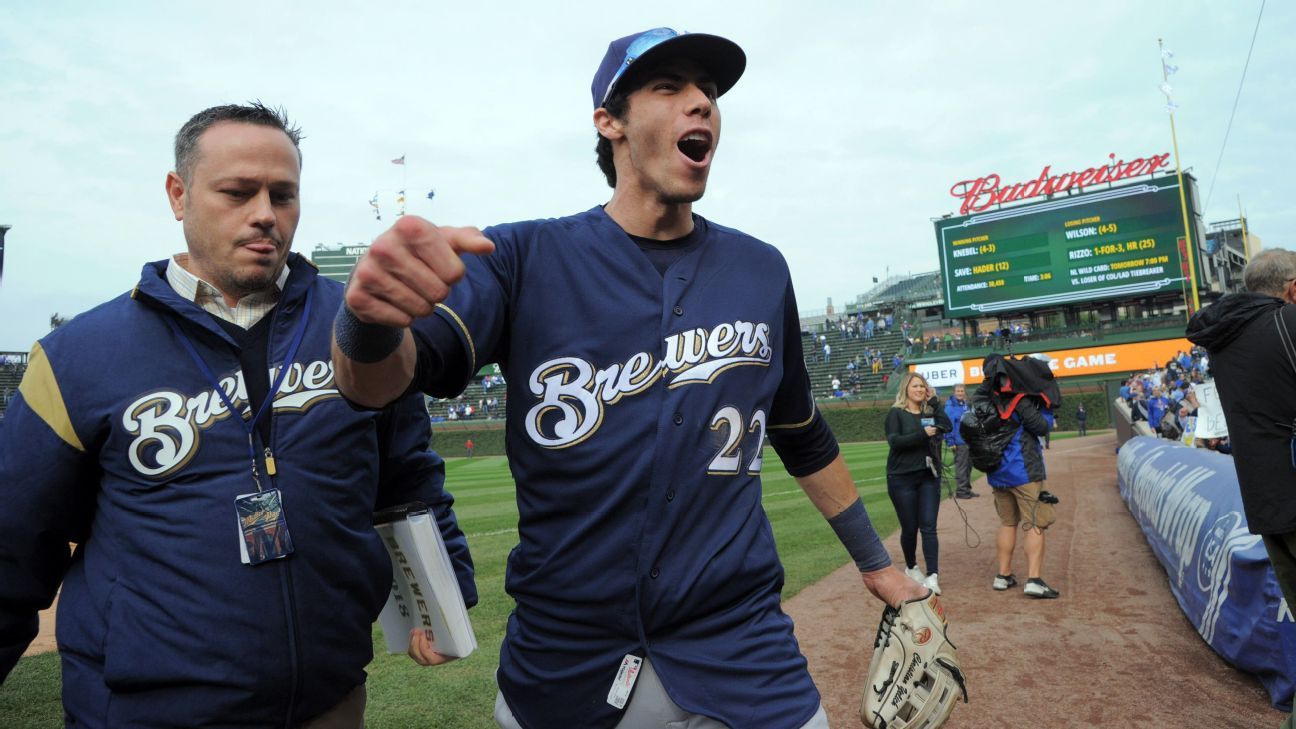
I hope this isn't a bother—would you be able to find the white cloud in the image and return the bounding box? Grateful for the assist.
[1,0,1291,347]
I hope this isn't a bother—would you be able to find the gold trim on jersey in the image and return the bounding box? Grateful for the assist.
[767,392,817,430]
[436,303,477,374]
[18,342,86,452]
[665,358,769,388]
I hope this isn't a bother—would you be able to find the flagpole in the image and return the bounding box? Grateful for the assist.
[1160,38,1200,317]
[1237,194,1251,260]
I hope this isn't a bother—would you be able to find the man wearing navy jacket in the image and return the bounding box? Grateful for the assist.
[0,103,476,727]
[944,383,976,499]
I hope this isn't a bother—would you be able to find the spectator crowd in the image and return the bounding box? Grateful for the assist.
[1118,346,1231,453]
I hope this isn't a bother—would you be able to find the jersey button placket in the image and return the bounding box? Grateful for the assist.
[650,567,660,579]
[672,305,683,316]
[673,413,683,425]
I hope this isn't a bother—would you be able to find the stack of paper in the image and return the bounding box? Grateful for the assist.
[375,505,477,658]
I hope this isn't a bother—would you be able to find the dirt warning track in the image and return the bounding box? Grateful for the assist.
[786,432,1285,728]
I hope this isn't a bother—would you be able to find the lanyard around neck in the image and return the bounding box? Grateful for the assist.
[163,286,314,488]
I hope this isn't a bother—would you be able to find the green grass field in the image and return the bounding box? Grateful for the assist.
[2,436,1094,727]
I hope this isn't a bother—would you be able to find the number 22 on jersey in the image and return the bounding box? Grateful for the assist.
[708,406,766,475]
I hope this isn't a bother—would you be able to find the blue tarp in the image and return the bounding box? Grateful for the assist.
[1117,436,1296,710]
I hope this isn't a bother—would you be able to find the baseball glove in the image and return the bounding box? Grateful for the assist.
[860,590,967,729]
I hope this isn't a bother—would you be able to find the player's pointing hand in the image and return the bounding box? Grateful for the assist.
[345,216,495,328]
[332,216,493,408]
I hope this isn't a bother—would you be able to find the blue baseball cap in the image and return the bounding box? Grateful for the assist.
[591,27,746,109]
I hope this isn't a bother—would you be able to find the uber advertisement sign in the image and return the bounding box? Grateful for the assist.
[911,337,1192,385]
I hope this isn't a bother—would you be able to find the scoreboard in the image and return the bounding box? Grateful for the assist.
[311,245,370,283]
[935,181,1192,317]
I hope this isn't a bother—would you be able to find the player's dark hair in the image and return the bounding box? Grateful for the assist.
[595,58,665,189]
[595,89,632,188]
[174,101,303,184]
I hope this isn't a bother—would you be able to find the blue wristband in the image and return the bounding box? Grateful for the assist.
[828,498,892,573]
[333,303,406,363]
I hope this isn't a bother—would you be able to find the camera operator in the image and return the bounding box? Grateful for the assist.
[976,360,1060,599]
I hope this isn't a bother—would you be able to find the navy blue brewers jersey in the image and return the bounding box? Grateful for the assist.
[419,206,825,729]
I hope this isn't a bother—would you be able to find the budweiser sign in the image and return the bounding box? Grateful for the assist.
[950,152,1172,215]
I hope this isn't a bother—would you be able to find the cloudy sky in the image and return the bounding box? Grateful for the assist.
[1,1,1290,351]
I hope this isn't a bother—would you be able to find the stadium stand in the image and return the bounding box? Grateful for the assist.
[427,373,506,422]
[916,313,1187,359]
[803,327,909,399]
[0,352,29,418]
[850,271,942,312]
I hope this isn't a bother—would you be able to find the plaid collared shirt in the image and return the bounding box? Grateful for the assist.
[165,254,290,329]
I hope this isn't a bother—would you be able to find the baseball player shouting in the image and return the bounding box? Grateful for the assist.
[333,28,955,729]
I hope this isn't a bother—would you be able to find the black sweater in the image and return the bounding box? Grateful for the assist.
[885,399,952,475]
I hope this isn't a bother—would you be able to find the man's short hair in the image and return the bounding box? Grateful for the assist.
[1242,248,1296,298]
[174,102,303,184]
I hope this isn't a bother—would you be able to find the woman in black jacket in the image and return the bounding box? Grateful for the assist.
[885,372,953,594]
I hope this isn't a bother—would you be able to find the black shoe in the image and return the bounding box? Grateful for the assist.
[1024,578,1060,599]
[968,491,981,497]
[956,492,973,499]
[992,574,1018,590]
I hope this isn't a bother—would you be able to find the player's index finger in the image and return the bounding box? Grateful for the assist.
[388,214,438,246]
[441,226,495,257]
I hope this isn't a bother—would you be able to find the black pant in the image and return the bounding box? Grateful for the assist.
[887,469,941,575]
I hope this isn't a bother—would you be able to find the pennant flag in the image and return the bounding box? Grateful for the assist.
[1165,102,1180,114]
[1159,82,1173,98]
[369,193,382,221]
[1161,48,1175,59]
[1164,63,1179,75]
[426,189,436,200]
[391,155,405,165]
